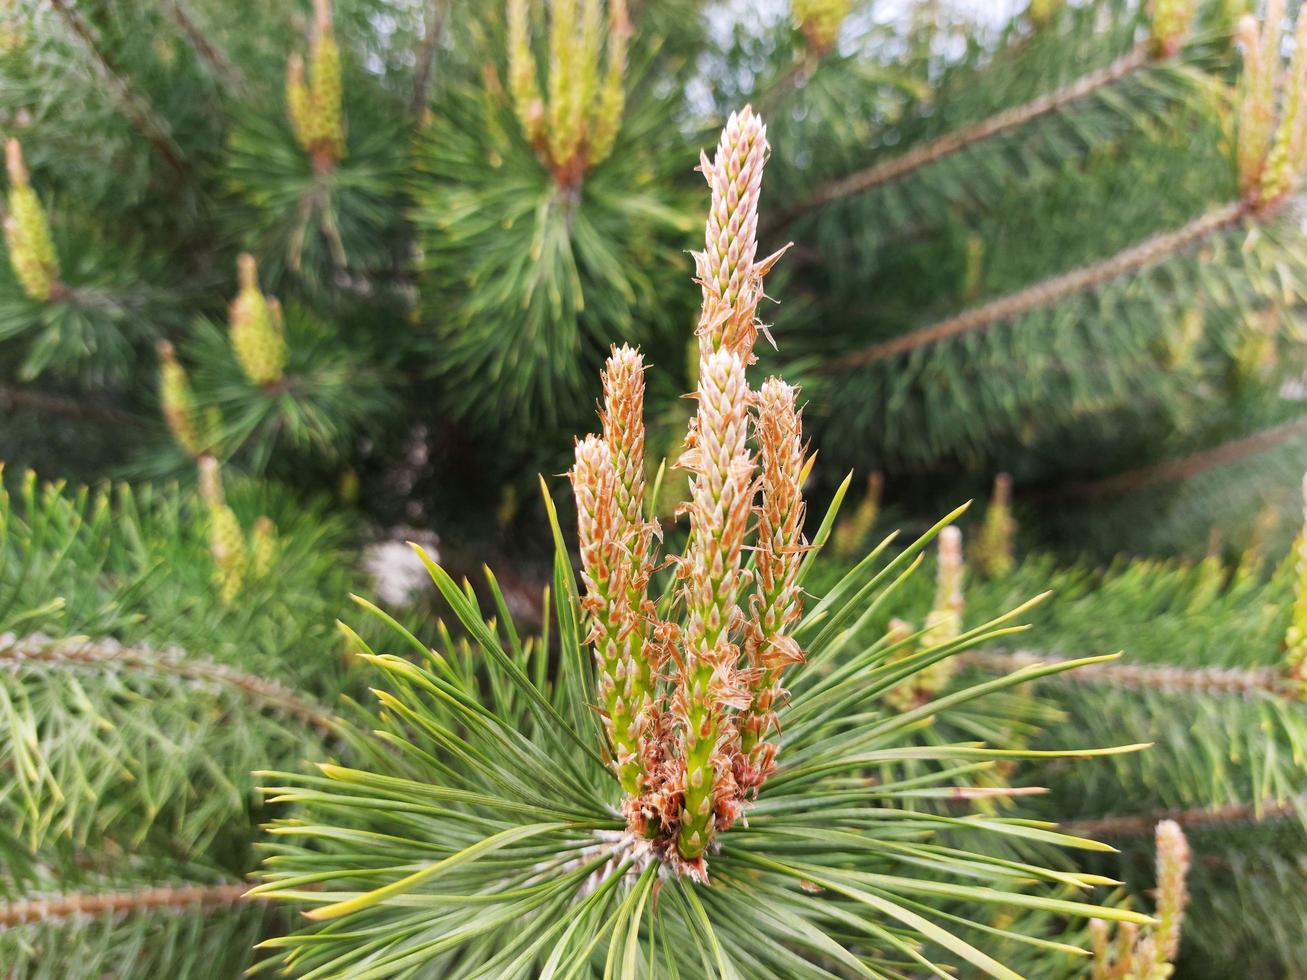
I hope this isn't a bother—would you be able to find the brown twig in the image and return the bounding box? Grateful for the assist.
[824,199,1251,372]
[159,0,247,94]
[962,648,1300,699]
[409,0,446,117]
[0,633,341,736]
[48,0,189,179]
[1047,415,1307,501]
[773,44,1153,230]
[0,385,137,428]
[1062,795,1307,839]
[0,881,253,927]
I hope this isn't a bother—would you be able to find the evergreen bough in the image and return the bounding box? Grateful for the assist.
[0,464,360,975]
[249,109,1153,980]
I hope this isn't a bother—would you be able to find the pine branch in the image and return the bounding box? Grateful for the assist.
[250,112,1155,976]
[772,43,1153,230]
[0,881,251,927]
[409,0,447,117]
[963,648,1300,699]
[825,199,1251,371]
[0,632,341,736]
[1049,415,1307,501]
[0,385,137,428]
[48,0,189,179]
[158,0,247,94]
[1063,795,1307,839]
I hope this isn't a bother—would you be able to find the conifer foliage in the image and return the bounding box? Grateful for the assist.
[412,0,696,445]
[0,463,359,975]
[820,463,1307,977]
[248,109,1152,980]
[2,1,1306,977]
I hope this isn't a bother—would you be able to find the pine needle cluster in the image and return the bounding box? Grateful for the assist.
[285,0,345,170]
[248,108,1153,980]
[822,461,1307,976]
[0,463,367,976]
[507,0,631,185]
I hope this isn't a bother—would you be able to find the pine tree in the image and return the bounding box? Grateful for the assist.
[2,0,1306,975]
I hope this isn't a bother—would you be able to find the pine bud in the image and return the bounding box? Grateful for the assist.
[0,0,24,56]
[914,530,967,705]
[1088,919,1110,980]
[287,0,345,166]
[1236,500,1278,577]
[310,2,345,158]
[740,378,806,780]
[1149,0,1196,58]
[1216,0,1254,38]
[1235,4,1282,197]
[3,139,60,302]
[1261,6,1307,202]
[229,254,288,387]
[973,473,1016,578]
[1160,307,1204,370]
[792,0,853,54]
[881,618,922,713]
[885,618,914,648]
[1090,821,1191,978]
[565,109,819,874]
[210,505,247,604]
[1232,304,1280,382]
[694,105,789,363]
[507,0,629,182]
[1027,0,1062,29]
[587,0,628,165]
[571,418,655,797]
[751,383,806,642]
[676,349,754,861]
[545,0,583,169]
[197,453,222,507]
[198,456,247,604]
[339,467,360,504]
[925,526,964,647]
[251,516,278,579]
[576,0,603,122]
[1284,472,1307,690]
[1114,922,1140,977]
[1152,820,1190,966]
[158,340,205,457]
[507,0,545,143]
[962,232,984,302]
[286,54,313,149]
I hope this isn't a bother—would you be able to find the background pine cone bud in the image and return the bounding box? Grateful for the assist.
[286,0,346,166]
[792,0,854,55]
[251,516,278,579]
[3,139,60,302]
[197,457,247,604]
[973,473,1017,578]
[229,254,288,387]
[507,0,629,184]
[1149,0,1196,58]
[158,340,205,457]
